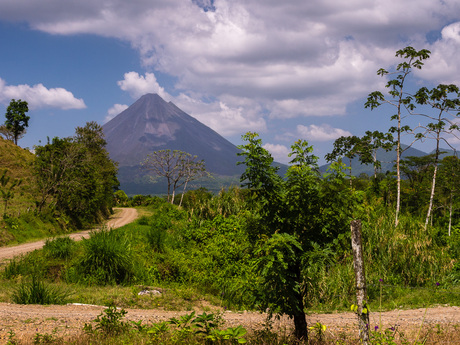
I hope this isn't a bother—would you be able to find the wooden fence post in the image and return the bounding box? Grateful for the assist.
[351,219,370,344]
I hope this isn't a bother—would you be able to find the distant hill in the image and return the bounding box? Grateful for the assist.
[319,144,456,176]
[103,93,246,195]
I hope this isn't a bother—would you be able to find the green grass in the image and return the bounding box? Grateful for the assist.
[0,137,36,215]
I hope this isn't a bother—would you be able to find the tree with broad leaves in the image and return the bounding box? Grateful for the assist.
[238,133,353,342]
[34,122,118,227]
[325,135,362,186]
[325,132,394,184]
[142,150,209,204]
[4,99,29,145]
[365,46,431,226]
[361,131,395,178]
[413,84,460,229]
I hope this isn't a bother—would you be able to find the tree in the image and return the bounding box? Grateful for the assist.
[238,133,352,341]
[0,125,15,141]
[413,84,460,229]
[361,131,395,178]
[365,46,431,226]
[4,99,29,145]
[400,154,435,214]
[438,156,460,236]
[34,122,118,227]
[325,135,361,185]
[142,150,209,204]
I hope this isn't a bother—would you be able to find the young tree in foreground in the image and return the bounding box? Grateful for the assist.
[4,99,29,145]
[365,46,430,226]
[238,133,352,341]
[142,150,208,204]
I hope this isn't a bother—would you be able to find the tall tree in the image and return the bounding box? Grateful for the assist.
[4,99,29,145]
[365,46,431,226]
[414,84,460,229]
[34,122,118,227]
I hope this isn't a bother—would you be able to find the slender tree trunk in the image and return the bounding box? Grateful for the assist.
[424,165,438,230]
[171,187,176,204]
[179,180,189,207]
[424,132,440,230]
[351,220,369,345]
[448,192,453,237]
[373,150,378,179]
[395,139,401,227]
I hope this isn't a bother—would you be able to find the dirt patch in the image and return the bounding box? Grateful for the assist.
[0,304,458,344]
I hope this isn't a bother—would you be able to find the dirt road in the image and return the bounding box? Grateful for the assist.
[0,303,458,344]
[0,208,138,261]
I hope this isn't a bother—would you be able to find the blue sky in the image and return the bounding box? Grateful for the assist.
[1,0,460,164]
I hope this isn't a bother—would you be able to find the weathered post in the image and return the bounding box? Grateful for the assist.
[351,219,369,344]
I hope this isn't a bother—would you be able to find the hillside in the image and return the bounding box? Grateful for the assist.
[0,137,36,213]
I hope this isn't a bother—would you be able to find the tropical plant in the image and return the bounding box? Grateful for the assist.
[366,46,431,226]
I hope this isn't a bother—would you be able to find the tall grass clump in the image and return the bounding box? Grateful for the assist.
[44,236,75,259]
[363,207,452,287]
[69,228,136,285]
[145,214,171,253]
[12,275,70,304]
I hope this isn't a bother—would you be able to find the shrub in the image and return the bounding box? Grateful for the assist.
[12,276,70,305]
[44,236,75,259]
[72,228,136,285]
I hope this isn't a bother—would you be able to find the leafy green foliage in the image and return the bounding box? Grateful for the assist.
[4,99,29,145]
[238,133,354,340]
[34,121,118,228]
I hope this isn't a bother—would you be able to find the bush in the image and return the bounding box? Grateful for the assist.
[72,228,136,285]
[145,215,171,252]
[12,276,70,305]
[44,236,75,259]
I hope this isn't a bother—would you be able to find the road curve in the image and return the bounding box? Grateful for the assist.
[0,208,138,261]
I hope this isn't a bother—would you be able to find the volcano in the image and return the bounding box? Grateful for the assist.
[102,94,244,194]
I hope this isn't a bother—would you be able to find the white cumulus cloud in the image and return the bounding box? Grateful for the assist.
[104,103,129,123]
[117,72,170,100]
[263,143,291,164]
[297,124,352,142]
[0,78,85,110]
